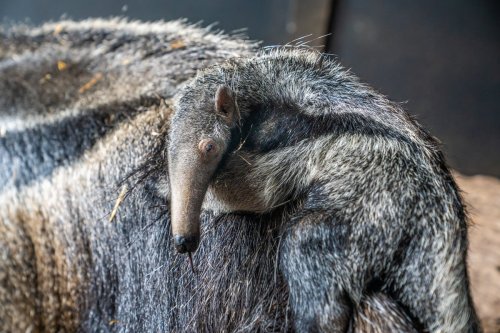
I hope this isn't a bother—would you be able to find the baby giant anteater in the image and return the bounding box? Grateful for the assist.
[168,50,481,332]
[0,19,480,332]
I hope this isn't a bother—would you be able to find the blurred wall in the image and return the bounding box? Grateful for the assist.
[329,0,500,177]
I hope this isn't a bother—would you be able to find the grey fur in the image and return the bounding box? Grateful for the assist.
[0,19,479,333]
[169,49,482,332]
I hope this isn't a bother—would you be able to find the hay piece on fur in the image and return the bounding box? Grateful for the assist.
[53,24,63,35]
[57,60,68,71]
[109,185,128,223]
[170,39,185,49]
[79,73,103,94]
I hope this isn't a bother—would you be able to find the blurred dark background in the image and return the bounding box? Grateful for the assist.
[1,0,499,177]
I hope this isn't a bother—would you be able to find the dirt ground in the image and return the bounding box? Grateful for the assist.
[455,173,500,333]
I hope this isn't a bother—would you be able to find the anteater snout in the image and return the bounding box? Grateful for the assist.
[174,234,199,253]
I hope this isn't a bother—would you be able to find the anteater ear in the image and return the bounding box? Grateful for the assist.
[215,85,239,125]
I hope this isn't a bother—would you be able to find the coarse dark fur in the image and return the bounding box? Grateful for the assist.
[0,19,479,332]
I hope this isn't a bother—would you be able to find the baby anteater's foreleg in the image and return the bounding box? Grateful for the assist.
[280,208,356,332]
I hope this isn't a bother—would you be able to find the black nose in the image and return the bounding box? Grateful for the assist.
[174,235,199,253]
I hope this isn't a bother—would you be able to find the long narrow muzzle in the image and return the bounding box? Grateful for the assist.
[170,166,211,253]
[171,188,202,253]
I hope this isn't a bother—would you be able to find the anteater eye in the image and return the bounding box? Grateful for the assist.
[205,143,214,153]
[198,139,218,160]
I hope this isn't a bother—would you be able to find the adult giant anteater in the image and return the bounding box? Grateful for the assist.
[0,19,480,332]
